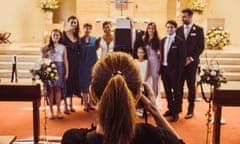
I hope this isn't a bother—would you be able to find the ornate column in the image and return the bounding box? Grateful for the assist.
[45,11,53,24]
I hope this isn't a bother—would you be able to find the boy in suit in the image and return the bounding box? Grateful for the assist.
[160,20,186,122]
[176,8,204,119]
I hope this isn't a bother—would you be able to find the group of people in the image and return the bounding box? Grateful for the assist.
[42,8,204,123]
[134,8,204,122]
[40,7,205,144]
[42,16,115,119]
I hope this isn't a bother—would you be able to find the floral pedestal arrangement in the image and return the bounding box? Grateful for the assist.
[40,0,59,24]
[199,54,227,144]
[206,27,231,50]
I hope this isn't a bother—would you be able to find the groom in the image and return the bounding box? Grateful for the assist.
[176,8,204,119]
[160,20,186,122]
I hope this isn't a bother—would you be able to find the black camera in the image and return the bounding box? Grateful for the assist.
[136,86,148,123]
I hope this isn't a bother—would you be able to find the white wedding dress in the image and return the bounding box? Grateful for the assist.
[98,37,114,58]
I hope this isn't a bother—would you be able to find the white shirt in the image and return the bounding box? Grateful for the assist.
[184,22,193,39]
[99,37,114,57]
[47,44,65,62]
[162,33,176,66]
[135,59,148,81]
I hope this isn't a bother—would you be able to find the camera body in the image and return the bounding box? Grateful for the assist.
[136,86,148,123]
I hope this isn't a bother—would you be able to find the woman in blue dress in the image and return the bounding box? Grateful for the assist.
[62,16,81,114]
[79,23,98,111]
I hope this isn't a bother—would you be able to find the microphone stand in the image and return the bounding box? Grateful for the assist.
[11,55,18,83]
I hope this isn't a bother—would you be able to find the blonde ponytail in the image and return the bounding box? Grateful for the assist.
[98,74,136,144]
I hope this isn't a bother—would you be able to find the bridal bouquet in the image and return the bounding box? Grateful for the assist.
[40,0,59,12]
[206,27,231,50]
[30,58,59,85]
[190,0,206,15]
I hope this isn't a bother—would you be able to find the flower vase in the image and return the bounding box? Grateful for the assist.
[45,11,53,24]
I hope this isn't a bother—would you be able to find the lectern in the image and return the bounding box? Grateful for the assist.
[0,83,41,144]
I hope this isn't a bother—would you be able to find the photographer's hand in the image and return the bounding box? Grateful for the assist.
[141,83,181,140]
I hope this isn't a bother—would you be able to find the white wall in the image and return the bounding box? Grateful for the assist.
[202,0,240,45]
[0,0,239,45]
[0,0,45,42]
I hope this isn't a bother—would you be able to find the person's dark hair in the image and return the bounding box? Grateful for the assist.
[67,16,80,39]
[143,22,160,52]
[182,8,193,16]
[83,23,93,29]
[136,46,148,60]
[166,20,178,28]
[91,52,142,144]
[48,29,63,54]
[102,21,111,28]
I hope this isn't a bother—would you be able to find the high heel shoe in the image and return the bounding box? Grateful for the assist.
[48,112,54,120]
[70,107,76,112]
[57,113,63,119]
[64,108,70,115]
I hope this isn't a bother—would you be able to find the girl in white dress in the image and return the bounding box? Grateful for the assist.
[135,46,149,82]
[135,46,149,117]
[97,21,114,58]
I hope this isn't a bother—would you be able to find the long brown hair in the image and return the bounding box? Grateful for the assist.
[91,52,142,144]
[67,15,80,39]
[48,29,63,54]
[143,22,160,51]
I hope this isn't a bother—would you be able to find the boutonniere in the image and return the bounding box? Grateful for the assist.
[192,26,196,31]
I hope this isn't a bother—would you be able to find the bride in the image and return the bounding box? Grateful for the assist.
[97,21,114,57]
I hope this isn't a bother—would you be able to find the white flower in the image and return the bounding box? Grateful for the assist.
[47,67,51,72]
[210,71,217,76]
[50,73,54,77]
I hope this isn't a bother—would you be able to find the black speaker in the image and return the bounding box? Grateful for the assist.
[114,29,132,54]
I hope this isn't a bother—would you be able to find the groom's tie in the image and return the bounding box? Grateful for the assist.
[184,25,189,39]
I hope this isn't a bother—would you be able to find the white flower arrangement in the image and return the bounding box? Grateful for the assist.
[40,0,59,12]
[199,53,227,144]
[190,0,206,15]
[206,27,231,50]
[30,58,59,85]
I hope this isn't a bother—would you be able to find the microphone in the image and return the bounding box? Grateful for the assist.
[11,55,18,83]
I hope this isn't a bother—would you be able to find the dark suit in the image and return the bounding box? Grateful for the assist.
[176,24,204,113]
[160,35,186,114]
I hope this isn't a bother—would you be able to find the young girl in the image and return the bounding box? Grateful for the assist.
[135,46,149,82]
[42,29,69,119]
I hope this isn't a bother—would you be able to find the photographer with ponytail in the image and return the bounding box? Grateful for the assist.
[62,52,184,144]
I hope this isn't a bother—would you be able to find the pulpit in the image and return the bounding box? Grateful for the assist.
[213,82,240,144]
[0,82,41,144]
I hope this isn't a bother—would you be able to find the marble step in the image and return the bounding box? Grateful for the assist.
[219,65,240,72]
[200,58,240,65]
[0,69,32,79]
[0,48,41,55]
[0,55,41,62]
[224,72,240,81]
[200,51,240,58]
[0,43,42,55]
[0,62,35,70]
